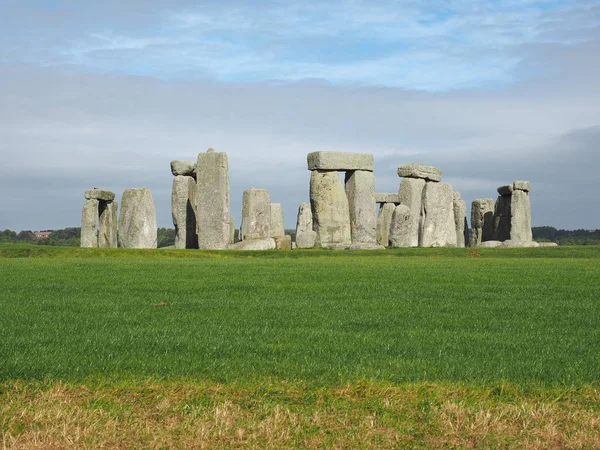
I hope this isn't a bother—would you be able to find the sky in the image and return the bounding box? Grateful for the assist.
[1,0,599,231]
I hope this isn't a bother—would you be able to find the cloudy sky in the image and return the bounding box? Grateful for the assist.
[1,0,599,231]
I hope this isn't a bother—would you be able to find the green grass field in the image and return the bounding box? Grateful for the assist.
[1,245,600,447]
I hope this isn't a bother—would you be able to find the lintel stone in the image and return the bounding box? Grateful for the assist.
[307,152,374,171]
[397,163,442,182]
[85,189,115,202]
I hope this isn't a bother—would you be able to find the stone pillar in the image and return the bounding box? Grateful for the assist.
[310,170,351,247]
[270,203,285,237]
[471,198,494,246]
[389,204,412,247]
[376,203,395,247]
[397,178,426,247]
[98,200,118,248]
[511,181,532,241]
[81,189,116,248]
[420,182,457,247]
[345,170,377,244]
[230,216,236,244]
[295,202,316,249]
[196,148,230,250]
[452,192,467,248]
[493,185,512,241]
[172,175,197,249]
[118,188,157,249]
[241,188,271,240]
[81,199,98,248]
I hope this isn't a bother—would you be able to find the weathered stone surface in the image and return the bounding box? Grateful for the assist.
[81,199,98,248]
[170,160,196,177]
[307,152,374,171]
[538,242,558,247]
[376,203,395,247]
[397,177,426,247]
[502,240,539,248]
[270,203,285,237]
[397,164,442,182]
[513,180,530,192]
[85,189,115,202]
[375,193,401,204]
[230,216,236,245]
[98,200,118,248]
[510,189,532,241]
[321,243,351,250]
[292,242,297,250]
[273,235,292,250]
[477,240,503,248]
[228,237,276,251]
[345,170,377,244]
[452,192,467,248]
[118,188,157,249]
[420,182,457,247]
[470,198,495,246]
[296,202,312,234]
[241,188,271,240]
[348,243,386,250]
[172,175,197,249]
[196,149,230,250]
[389,204,413,248]
[310,171,351,246]
[296,230,317,249]
[497,185,513,196]
[492,195,511,241]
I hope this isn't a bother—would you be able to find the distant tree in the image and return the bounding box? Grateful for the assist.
[17,230,36,242]
[157,228,176,248]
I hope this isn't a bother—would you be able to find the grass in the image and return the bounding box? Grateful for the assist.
[1,245,599,447]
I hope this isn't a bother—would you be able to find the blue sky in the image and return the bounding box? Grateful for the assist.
[1,0,599,230]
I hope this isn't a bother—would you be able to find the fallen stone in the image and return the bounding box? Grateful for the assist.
[513,180,531,192]
[397,163,442,182]
[345,170,377,244]
[196,149,230,250]
[389,204,413,248]
[470,198,495,246]
[273,235,292,250]
[270,203,285,237]
[375,193,401,204]
[398,177,426,247]
[477,240,503,248]
[296,230,317,249]
[172,175,197,249]
[420,182,457,247]
[453,192,467,248]
[310,171,352,246]
[228,237,276,251]
[118,188,157,249]
[502,240,539,248]
[538,242,559,247]
[348,243,386,250]
[98,200,118,248]
[510,189,532,241]
[497,185,513,196]
[80,199,98,248]
[241,188,271,240]
[307,152,374,171]
[85,189,115,202]
[170,160,196,177]
[376,203,395,247]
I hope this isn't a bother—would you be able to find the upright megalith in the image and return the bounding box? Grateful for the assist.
[452,192,467,248]
[81,199,99,248]
[345,170,377,244]
[420,182,457,247]
[389,204,412,247]
[310,170,351,246]
[98,200,118,248]
[196,148,230,250]
[307,152,374,171]
[376,202,395,247]
[471,198,494,246]
[81,189,117,248]
[510,181,532,241]
[118,188,157,249]
[295,202,316,249]
[493,186,512,241]
[229,216,236,244]
[397,177,426,247]
[241,188,271,240]
[172,175,198,249]
[270,203,285,237]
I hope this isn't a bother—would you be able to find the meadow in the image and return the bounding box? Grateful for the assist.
[1,244,599,448]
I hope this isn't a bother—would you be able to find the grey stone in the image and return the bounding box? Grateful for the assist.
[321,243,351,250]
[538,242,559,247]
[470,198,495,246]
[196,149,230,250]
[307,151,374,171]
[270,203,285,237]
[292,242,297,250]
[170,160,196,177]
[397,177,426,247]
[492,195,511,241]
[502,240,539,248]
[348,243,386,250]
[375,193,401,204]
[273,235,292,250]
[376,203,395,247]
[296,230,317,249]
[118,188,157,249]
[345,170,377,244]
[389,204,413,248]
[228,237,276,251]
[80,199,98,248]
[230,216,236,245]
[420,182,457,247]
[241,188,271,240]
[397,163,442,182]
[310,171,352,246]
[172,175,198,249]
[513,180,530,192]
[510,189,532,241]
[295,202,312,234]
[452,192,467,248]
[497,184,513,196]
[85,189,115,202]
[98,200,118,248]
[477,240,503,248]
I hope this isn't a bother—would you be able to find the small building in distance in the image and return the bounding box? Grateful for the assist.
[34,231,53,239]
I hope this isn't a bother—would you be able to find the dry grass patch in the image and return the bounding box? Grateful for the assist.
[2,381,600,449]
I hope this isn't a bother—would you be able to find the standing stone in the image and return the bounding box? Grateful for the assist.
[510,189,532,241]
[270,203,285,237]
[230,216,236,244]
[376,203,395,247]
[310,171,351,246]
[452,192,467,248]
[471,198,495,246]
[295,202,316,248]
[420,182,457,247]
[196,149,230,250]
[118,188,157,249]
[98,200,117,248]
[345,170,377,244]
[493,194,511,241]
[172,175,197,249]
[81,199,98,248]
[389,205,412,247]
[241,189,271,240]
[397,177,426,247]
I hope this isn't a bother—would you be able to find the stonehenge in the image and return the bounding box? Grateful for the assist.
[471,198,494,246]
[295,202,316,249]
[80,189,118,248]
[118,188,157,249]
[491,181,533,244]
[171,171,197,249]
